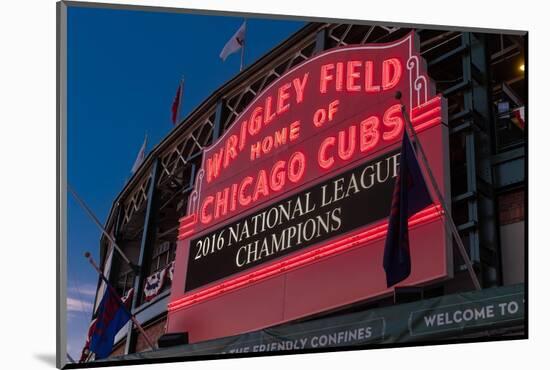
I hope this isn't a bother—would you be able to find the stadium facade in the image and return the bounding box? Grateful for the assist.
[88,22,526,359]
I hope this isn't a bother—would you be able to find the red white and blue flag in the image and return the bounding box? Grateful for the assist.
[79,318,97,362]
[143,269,167,301]
[89,288,134,359]
[383,131,433,287]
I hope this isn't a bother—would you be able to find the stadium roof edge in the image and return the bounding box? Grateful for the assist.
[99,21,325,250]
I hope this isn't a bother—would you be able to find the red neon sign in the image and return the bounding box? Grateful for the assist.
[169,204,443,312]
[167,32,450,344]
[187,56,442,228]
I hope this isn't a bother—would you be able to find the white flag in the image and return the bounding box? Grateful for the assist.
[220,21,246,61]
[131,135,147,174]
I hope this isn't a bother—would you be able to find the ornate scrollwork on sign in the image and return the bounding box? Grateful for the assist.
[188,169,204,215]
[406,38,430,115]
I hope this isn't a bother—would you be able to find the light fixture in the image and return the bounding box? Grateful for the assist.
[520,64,525,72]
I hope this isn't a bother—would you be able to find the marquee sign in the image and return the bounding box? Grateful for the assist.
[166,32,451,343]
[184,149,401,291]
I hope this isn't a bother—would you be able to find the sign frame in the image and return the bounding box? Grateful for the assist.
[166,32,452,343]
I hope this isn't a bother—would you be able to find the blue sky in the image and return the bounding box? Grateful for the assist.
[66,5,304,361]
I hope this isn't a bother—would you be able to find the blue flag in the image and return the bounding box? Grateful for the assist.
[383,131,432,287]
[89,287,133,359]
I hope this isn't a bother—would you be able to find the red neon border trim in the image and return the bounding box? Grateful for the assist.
[168,204,443,312]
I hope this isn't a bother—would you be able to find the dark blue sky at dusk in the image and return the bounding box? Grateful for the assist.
[66,5,304,360]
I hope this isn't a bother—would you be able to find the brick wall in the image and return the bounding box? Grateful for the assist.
[107,316,167,358]
[498,189,525,225]
[110,339,126,357]
[135,316,167,353]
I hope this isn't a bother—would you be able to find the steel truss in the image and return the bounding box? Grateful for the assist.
[96,23,525,355]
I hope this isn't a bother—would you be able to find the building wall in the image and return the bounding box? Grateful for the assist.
[498,189,525,285]
[95,26,525,356]
[499,189,525,225]
[110,340,126,357]
[135,316,167,353]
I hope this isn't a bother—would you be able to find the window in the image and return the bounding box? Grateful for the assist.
[495,100,525,151]
[150,241,175,274]
[116,268,135,298]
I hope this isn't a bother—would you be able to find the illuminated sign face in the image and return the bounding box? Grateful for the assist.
[167,32,451,343]
[185,149,401,291]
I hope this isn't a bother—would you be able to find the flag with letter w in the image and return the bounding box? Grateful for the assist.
[383,131,432,287]
[220,21,246,61]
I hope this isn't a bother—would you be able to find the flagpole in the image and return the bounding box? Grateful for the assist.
[85,252,157,351]
[176,77,184,124]
[68,184,139,273]
[240,19,247,72]
[397,95,482,291]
